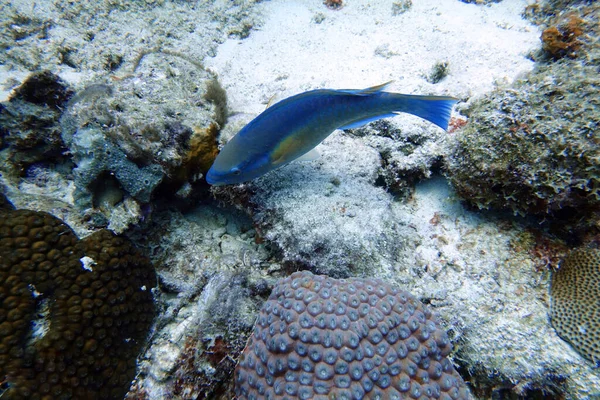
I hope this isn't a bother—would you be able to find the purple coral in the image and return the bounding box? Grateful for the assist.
[235,271,470,399]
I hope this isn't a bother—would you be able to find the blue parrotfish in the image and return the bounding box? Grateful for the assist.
[206,82,457,186]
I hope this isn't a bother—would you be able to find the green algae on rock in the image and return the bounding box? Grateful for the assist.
[445,60,600,220]
[445,1,600,228]
[550,248,600,366]
[0,196,156,399]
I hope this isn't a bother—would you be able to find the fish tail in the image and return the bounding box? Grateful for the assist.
[391,94,458,130]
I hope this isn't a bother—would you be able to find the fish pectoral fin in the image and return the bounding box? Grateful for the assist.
[339,113,397,130]
[265,94,277,109]
[271,136,320,166]
[295,148,320,162]
[271,136,302,165]
[271,153,287,166]
[336,80,394,96]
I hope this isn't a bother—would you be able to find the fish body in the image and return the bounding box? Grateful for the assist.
[206,83,457,185]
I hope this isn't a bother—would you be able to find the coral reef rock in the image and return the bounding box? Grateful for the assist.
[124,205,274,400]
[0,196,156,399]
[445,60,599,224]
[446,1,599,231]
[0,71,73,173]
[235,270,471,400]
[0,0,261,231]
[348,119,450,198]
[225,174,600,398]
[59,57,225,210]
[230,133,412,278]
[550,248,600,366]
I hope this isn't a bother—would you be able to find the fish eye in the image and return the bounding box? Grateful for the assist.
[231,167,241,176]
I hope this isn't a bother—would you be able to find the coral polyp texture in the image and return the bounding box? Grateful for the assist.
[0,197,156,399]
[550,248,600,366]
[235,271,470,400]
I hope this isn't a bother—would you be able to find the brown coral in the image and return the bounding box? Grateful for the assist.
[550,248,600,366]
[0,196,156,399]
[541,15,583,59]
[324,0,344,10]
[235,270,470,399]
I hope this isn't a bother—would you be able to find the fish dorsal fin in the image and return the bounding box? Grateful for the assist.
[336,80,394,96]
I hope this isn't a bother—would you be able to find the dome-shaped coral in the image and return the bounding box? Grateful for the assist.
[550,248,600,366]
[0,196,156,399]
[235,270,470,399]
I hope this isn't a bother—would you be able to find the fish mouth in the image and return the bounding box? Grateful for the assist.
[205,169,220,185]
[206,168,238,186]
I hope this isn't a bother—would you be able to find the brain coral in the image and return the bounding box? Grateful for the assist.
[0,196,156,399]
[235,271,470,399]
[550,248,600,366]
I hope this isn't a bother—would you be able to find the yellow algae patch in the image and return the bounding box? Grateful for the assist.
[177,123,220,182]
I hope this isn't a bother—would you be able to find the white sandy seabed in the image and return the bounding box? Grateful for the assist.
[207,0,537,114]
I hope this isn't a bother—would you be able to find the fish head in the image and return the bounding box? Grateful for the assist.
[206,140,272,186]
